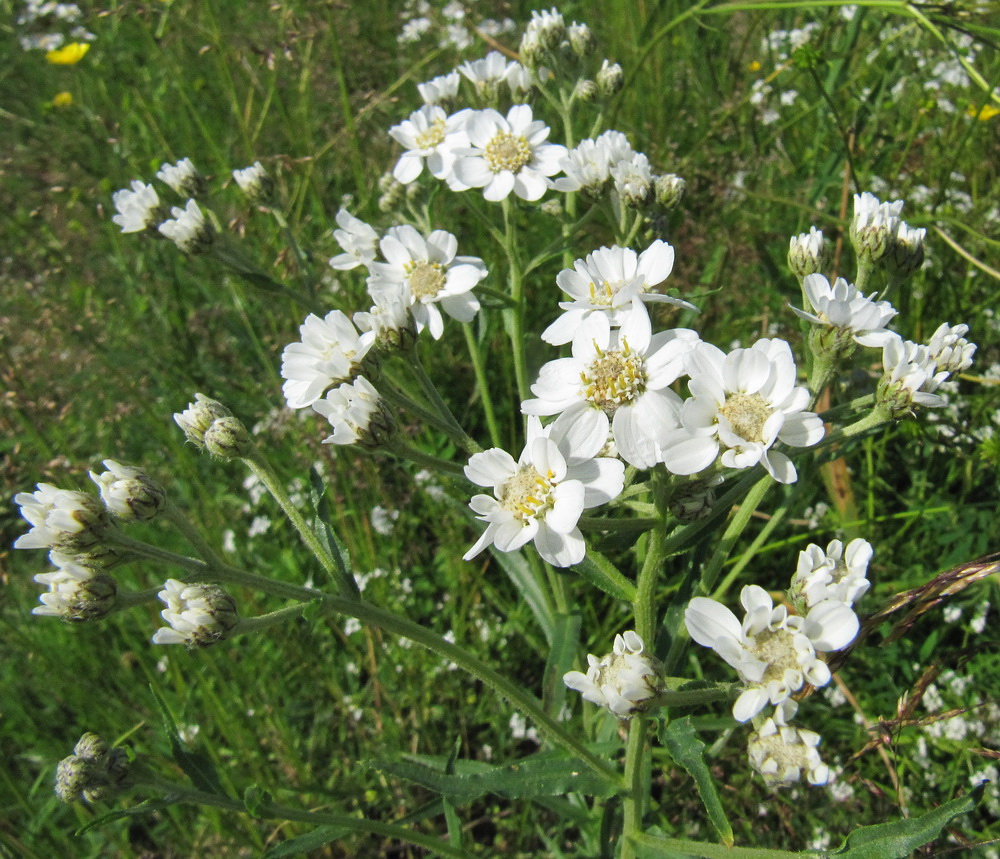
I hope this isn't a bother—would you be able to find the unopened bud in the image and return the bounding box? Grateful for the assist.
[202,415,253,459]
[55,733,132,803]
[89,460,167,522]
[232,161,275,207]
[596,60,624,96]
[568,22,595,58]
[885,222,925,280]
[788,226,831,278]
[573,79,599,102]
[153,579,240,647]
[654,173,686,211]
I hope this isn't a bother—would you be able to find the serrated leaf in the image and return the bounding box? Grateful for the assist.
[371,754,619,802]
[263,825,351,858]
[661,717,733,846]
[488,546,555,644]
[572,551,637,602]
[832,783,984,858]
[149,685,225,795]
[74,798,174,835]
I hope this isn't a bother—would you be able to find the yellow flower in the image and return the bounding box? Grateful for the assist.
[748,60,762,73]
[46,42,90,65]
[967,103,1000,121]
[53,91,74,108]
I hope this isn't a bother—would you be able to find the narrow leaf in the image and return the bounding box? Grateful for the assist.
[542,613,582,716]
[309,467,358,595]
[661,717,734,846]
[149,685,225,795]
[488,547,556,644]
[75,799,174,835]
[832,783,984,858]
[263,825,350,858]
[573,550,637,602]
[244,784,273,816]
[630,830,816,858]
[371,754,619,802]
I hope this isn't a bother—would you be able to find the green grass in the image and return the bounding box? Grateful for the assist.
[2,0,999,855]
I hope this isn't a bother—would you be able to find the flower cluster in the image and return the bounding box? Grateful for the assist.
[686,538,873,787]
[563,630,664,718]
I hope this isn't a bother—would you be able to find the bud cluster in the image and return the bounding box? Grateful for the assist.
[55,732,132,803]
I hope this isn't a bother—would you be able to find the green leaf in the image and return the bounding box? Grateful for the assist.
[832,783,985,858]
[308,467,358,596]
[630,830,817,858]
[371,754,620,802]
[243,784,273,816]
[149,685,226,795]
[75,799,175,836]
[542,612,582,716]
[262,825,350,858]
[488,547,556,644]
[572,550,637,602]
[661,717,733,846]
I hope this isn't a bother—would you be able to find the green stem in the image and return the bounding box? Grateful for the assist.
[380,377,479,453]
[133,774,471,858]
[501,197,530,403]
[698,474,772,596]
[386,438,468,477]
[411,352,480,451]
[621,716,651,859]
[270,207,316,299]
[236,603,309,633]
[162,503,228,570]
[244,452,360,598]
[462,323,503,449]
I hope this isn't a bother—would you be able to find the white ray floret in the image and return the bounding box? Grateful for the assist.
[388,105,471,185]
[111,180,161,233]
[329,208,380,271]
[563,630,663,718]
[792,274,897,347]
[790,537,873,609]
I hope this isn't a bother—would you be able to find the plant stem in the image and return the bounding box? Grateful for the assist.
[381,376,480,453]
[501,197,530,403]
[462,322,503,448]
[698,474,772,596]
[621,716,651,859]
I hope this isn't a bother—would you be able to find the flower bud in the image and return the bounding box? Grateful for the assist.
[563,631,664,718]
[153,579,240,647]
[568,22,595,58]
[654,173,686,211]
[203,415,253,459]
[596,60,624,96]
[787,226,831,278]
[573,79,599,103]
[158,199,214,254]
[313,377,398,448]
[74,732,109,761]
[13,484,112,554]
[885,221,925,280]
[33,563,117,622]
[156,158,206,197]
[849,192,903,266]
[89,460,167,522]
[926,322,976,375]
[55,733,132,803]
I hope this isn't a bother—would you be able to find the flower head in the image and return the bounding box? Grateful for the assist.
[541,240,697,345]
[32,558,117,621]
[524,310,697,468]
[312,376,396,448]
[659,339,824,484]
[787,227,831,278]
[157,199,213,253]
[457,51,516,100]
[850,191,903,264]
[748,713,830,787]
[111,180,162,234]
[89,459,166,522]
[452,105,566,202]
[789,538,873,610]
[877,336,949,416]
[388,105,471,185]
[792,274,897,348]
[232,161,274,205]
[367,225,487,339]
[56,733,132,803]
[610,151,654,208]
[464,414,624,567]
[417,71,461,105]
[685,585,859,722]
[156,158,205,197]
[563,630,664,718]
[280,310,376,409]
[46,41,89,64]
[329,208,380,271]
[14,483,111,554]
[152,579,239,647]
[354,284,418,352]
[926,323,976,375]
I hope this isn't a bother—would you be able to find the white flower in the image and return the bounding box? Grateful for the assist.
[353,282,417,351]
[152,579,239,647]
[463,413,625,567]
[878,335,949,414]
[417,71,461,105]
[563,631,663,718]
[523,309,697,469]
[279,310,376,409]
[790,538,873,609]
[610,151,654,207]
[452,105,567,202]
[155,158,203,196]
[457,50,512,97]
[232,161,272,203]
[312,376,395,447]
[388,105,471,185]
[88,459,166,522]
[787,227,829,277]
[367,225,486,339]
[552,137,614,194]
[792,274,898,347]
[329,208,380,271]
[659,338,824,484]
[111,180,161,233]
[685,585,859,722]
[850,191,904,262]
[926,322,976,374]
[541,241,698,345]
[157,199,213,253]
[32,558,116,621]
[13,483,110,553]
[748,713,830,787]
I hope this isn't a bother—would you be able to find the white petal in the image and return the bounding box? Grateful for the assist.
[686,597,742,648]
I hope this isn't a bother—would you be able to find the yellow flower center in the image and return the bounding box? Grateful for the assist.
[587,280,627,306]
[498,465,556,521]
[751,627,804,686]
[580,340,646,413]
[405,261,447,300]
[415,118,446,150]
[719,392,773,443]
[484,132,532,174]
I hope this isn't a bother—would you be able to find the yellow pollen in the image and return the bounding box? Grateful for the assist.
[405,260,447,300]
[415,118,446,150]
[484,132,532,173]
[498,465,556,521]
[580,340,646,413]
[719,391,773,443]
[587,281,621,307]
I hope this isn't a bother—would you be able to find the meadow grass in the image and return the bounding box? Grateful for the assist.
[2,0,999,856]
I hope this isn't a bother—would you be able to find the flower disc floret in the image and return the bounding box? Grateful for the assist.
[563,631,664,718]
